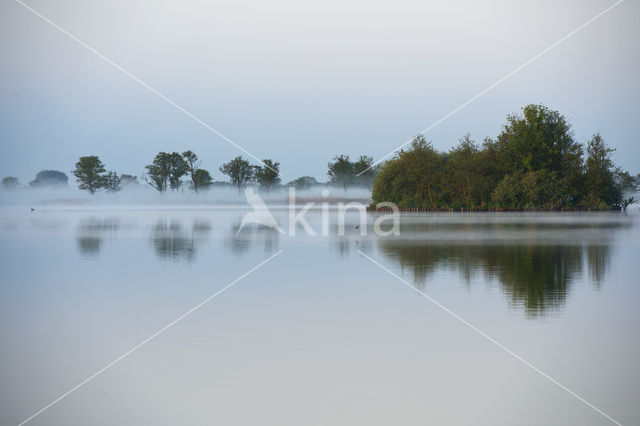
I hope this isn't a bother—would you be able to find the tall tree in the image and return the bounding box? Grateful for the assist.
[182,150,203,192]
[167,152,188,190]
[255,159,280,191]
[145,152,171,192]
[73,156,107,194]
[219,156,254,191]
[583,133,620,208]
[497,105,581,173]
[445,134,481,208]
[328,155,354,191]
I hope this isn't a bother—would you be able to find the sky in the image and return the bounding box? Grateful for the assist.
[0,0,639,184]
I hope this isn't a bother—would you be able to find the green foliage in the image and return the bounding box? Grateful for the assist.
[103,171,121,192]
[492,173,525,210]
[583,133,621,208]
[72,156,107,194]
[372,105,632,211]
[193,169,213,189]
[328,154,377,190]
[352,155,377,187]
[372,136,446,209]
[1,176,19,190]
[145,152,188,192]
[219,156,254,189]
[288,176,318,189]
[328,155,354,191]
[254,159,281,191]
[182,150,204,192]
[30,170,68,187]
[120,174,139,186]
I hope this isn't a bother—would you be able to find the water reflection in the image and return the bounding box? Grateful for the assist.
[150,220,211,262]
[379,242,587,315]
[76,218,120,257]
[586,245,610,289]
[225,222,281,256]
[370,217,631,317]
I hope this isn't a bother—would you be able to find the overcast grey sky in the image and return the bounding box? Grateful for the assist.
[1,0,638,183]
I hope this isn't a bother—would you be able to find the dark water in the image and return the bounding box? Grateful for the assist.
[0,208,638,425]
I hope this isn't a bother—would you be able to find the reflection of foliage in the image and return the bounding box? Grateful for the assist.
[76,218,120,257]
[225,223,280,256]
[77,236,102,256]
[151,221,208,261]
[378,241,611,317]
[587,245,610,289]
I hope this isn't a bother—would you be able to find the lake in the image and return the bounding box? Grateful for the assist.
[0,207,638,425]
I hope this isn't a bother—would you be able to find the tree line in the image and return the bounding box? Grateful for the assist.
[2,104,638,208]
[372,104,638,211]
[1,151,379,193]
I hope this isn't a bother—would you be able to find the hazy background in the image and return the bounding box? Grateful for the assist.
[1,0,639,184]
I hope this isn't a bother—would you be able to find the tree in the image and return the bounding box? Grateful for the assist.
[1,177,18,190]
[145,152,188,192]
[182,150,204,192]
[145,152,171,192]
[255,159,281,191]
[72,156,106,194]
[219,156,254,191]
[120,174,139,186]
[193,169,213,189]
[615,169,639,195]
[372,136,445,209]
[353,155,376,187]
[29,170,68,187]
[371,105,632,211]
[583,133,621,208]
[287,176,318,189]
[328,155,354,191]
[495,104,583,205]
[444,134,481,209]
[497,105,582,174]
[103,171,121,192]
[167,152,188,190]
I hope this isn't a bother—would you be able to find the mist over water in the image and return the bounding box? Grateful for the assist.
[0,205,639,425]
[0,185,374,209]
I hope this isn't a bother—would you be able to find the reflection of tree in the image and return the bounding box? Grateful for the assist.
[587,245,610,289]
[378,241,611,317]
[225,222,280,256]
[76,218,120,257]
[152,222,195,261]
[151,220,211,262]
[483,245,581,315]
[77,236,102,256]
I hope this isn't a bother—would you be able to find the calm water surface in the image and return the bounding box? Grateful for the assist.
[0,207,638,425]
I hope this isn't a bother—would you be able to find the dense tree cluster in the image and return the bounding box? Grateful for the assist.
[372,105,638,210]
